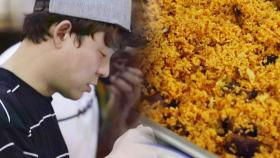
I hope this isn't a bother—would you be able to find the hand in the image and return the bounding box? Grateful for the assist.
[107,67,143,134]
[97,50,144,158]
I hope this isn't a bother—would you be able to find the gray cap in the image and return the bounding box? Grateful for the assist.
[34,0,132,31]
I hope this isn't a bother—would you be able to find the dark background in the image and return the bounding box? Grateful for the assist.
[0,31,21,53]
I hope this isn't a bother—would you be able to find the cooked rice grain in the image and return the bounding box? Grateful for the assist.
[138,0,280,157]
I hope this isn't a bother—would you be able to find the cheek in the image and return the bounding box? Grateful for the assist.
[71,50,103,80]
[91,56,103,72]
[81,54,102,76]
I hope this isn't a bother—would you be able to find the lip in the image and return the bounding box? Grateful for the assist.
[91,77,99,85]
[85,84,92,92]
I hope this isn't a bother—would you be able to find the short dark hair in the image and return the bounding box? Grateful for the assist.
[22,12,127,50]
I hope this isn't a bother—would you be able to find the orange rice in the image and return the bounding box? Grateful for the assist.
[137,0,280,157]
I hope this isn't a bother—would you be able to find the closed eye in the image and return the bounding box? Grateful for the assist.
[98,50,106,58]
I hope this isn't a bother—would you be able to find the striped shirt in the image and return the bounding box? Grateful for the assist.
[0,68,69,158]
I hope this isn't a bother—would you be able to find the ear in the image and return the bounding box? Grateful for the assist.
[52,20,72,48]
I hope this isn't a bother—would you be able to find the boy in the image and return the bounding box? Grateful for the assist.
[0,0,138,157]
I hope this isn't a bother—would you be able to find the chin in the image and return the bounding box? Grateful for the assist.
[63,92,83,100]
[71,94,83,100]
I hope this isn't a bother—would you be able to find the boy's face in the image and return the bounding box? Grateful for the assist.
[53,31,115,100]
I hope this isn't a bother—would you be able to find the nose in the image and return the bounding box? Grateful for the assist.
[97,62,110,78]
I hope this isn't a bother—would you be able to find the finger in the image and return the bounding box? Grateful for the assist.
[112,73,142,102]
[110,76,133,94]
[123,84,141,109]
[107,85,121,109]
[110,85,134,113]
[124,47,137,55]
[109,85,133,110]
[110,85,122,100]
[118,71,143,86]
[126,67,143,77]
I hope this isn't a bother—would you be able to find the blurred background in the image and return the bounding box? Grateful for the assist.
[0,0,34,53]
